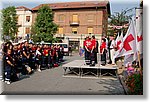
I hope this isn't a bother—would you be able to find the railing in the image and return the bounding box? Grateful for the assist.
[69,20,80,26]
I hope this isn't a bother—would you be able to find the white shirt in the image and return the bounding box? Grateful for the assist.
[36,50,41,56]
[110,40,116,49]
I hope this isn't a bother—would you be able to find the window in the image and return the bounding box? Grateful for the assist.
[58,14,65,22]
[58,27,63,34]
[87,14,94,22]
[26,16,30,22]
[87,27,93,34]
[25,27,30,34]
[72,14,78,23]
[72,28,77,34]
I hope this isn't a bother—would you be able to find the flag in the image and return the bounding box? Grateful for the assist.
[124,52,138,66]
[136,8,143,54]
[115,32,123,51]
[115,19,137,58]
[114,31,123,58]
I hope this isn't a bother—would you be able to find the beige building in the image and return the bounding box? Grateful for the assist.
[16,1,110,49]
[16,6,32,39]
[32,1,111,48]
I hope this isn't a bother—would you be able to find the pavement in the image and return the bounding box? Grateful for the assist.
[1,53,125,95]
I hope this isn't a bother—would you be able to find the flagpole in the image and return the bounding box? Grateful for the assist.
[137,52,142,69]
[135,8,143,69]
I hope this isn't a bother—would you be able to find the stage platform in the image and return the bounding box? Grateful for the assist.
[62,60,118,78]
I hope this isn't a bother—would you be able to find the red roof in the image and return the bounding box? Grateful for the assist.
[32,1,110,11]
[16,6,30,11]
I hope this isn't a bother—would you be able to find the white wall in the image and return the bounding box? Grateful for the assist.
[16,9,32,39]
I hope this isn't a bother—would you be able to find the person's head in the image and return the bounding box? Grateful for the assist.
[22,43,25,47]
[86,36,90,40]
[92,35,95,39]
[7,49,12,55]
[13,45,17,51]
[37,46,40,50]
[29,43,33,48]
[54,45,56,48]
[44,44,46,48]
[18,44,21,49]
[46,44,48,48]
[51,45,54,48]
[25,41,28,46]
[111,36,115,40]
[102,38,106,43]
[9,44,13,50]
[57,45,60,48]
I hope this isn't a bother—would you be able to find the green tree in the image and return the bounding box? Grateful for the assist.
[2,6,18,41]
[108,8,133,36]
[32,5,58,43]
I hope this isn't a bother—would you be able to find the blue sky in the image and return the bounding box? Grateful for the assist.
[0,0,141,15]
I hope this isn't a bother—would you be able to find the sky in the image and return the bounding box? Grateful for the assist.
[0,0,141,15]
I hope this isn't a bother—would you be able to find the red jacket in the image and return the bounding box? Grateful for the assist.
[84,39,92,50]
[91,39,96,49]
[100,42,106,53]
[43,48,49,56]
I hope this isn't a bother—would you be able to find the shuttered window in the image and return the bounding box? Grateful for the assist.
[72,28,77,34]
[25,27,30,34]
[87,27,93,34]
[58,27,63,34]
[26,16,30,22]
[58,14,64,22]
[72,14,78,22]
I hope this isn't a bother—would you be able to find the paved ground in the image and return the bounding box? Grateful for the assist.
[1,53,125,95]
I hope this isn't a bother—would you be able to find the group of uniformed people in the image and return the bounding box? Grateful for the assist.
[84,35,99,66]
[2,41,64,84]
[84,35,113,66]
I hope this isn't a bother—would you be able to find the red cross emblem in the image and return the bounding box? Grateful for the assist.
[123,34,134,51]
[137,35,143,42]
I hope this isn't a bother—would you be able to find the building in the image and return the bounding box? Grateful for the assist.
[16,6,32,39]
[0,10,2,41]
[140,0,143,7]
[31,0,111,48]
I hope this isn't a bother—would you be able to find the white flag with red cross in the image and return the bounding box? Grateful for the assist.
[115,19,137,58]
[136,8,143,54]
[114,32,123,58]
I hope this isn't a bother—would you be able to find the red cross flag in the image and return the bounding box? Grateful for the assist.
[115,32,123,51]
[136,8,143,54]
[114,32,123,58]
[115,19,137,58]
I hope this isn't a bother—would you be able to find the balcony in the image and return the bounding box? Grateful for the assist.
[69,21,80,26]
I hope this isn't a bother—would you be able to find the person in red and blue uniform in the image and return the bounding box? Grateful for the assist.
[84,36,92,65]
[90,35,96,66]
[100,38,107,66]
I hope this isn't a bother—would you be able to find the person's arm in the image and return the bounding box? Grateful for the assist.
[91,43,96,53]
[85,46,90,52]
[101,48,104,54]
[91,46,94,53]
[7,60,14,67]
[23,51,28,58]
[36,50,41,56]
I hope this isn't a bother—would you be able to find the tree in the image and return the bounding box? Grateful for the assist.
[32,5,58,43]
[2,6,18,41]
[108,8,133,37]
